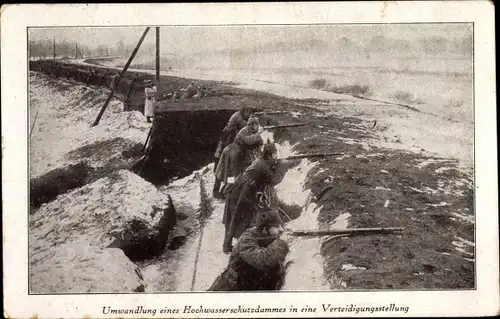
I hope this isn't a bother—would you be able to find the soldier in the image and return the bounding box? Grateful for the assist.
[221,142,283,253]
[183,81,199,98]
[213,104,252,191]
[214,116,264,199]
[208,207,289,291]
[144,80,157,123]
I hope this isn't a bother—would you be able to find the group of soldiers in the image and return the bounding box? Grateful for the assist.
[162,81,211,100]
[208,102,299,291]
[30,61,215,123]
[143,80,212,122]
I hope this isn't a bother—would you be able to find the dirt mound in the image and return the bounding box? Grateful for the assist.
[30,239,144,294]
[29,170,177,292]
[29,72,149,179]
[30,161,93,211]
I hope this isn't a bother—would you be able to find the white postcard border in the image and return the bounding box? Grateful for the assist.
[2,2,498,318]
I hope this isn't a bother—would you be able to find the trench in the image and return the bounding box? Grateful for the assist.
[131,115,333,291]
[29,60,332,292]
[132,109,239,186]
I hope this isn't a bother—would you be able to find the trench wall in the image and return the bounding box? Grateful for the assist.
[29,59,223,114]
[135,109,237,185]
[30,59,154,113]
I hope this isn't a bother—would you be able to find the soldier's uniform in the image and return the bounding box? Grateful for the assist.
[208,209,289,291]
[221,143,285,253]
[184,82,199,98]
[214,119,264,194]
[144,81,157,123]
[214,110,249,166]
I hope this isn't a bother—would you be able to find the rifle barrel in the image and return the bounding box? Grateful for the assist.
[282,152,343,160]
[254,111,289,115]
[288,227,404,237]
[263,122,309,129]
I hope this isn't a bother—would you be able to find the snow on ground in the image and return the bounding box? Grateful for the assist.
[29,72,150,178]
[192,171,231,291]
[275,159,316,207]
[320,101,473,177]
[282,203,331,290]
[140,165,230,292]
[141,166,205,292]
[139,139,329,291]
[30,69,332,292]
[79,59,473,177]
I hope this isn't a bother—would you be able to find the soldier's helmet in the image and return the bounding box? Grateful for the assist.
[247,116,259,126]
[262,142,278,158]
[239,100,249,112]
[255,208,284,228]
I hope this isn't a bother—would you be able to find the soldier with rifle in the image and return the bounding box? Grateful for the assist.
[214,102,252,170]
[213,119,310,199]
[212,103,252,197]
[209,207,289,291]
[222,144,344,253]
[221,141,300,253]
[214,116,264,199]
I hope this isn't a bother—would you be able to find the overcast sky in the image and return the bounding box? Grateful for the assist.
[29,24,472,55]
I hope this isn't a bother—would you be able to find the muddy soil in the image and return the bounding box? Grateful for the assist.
[143,73,474,290]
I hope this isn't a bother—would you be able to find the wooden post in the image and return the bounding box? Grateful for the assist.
[75,43,78,59]
[92,27,151,127]
[53,37,56,59]
[156,27,160,83]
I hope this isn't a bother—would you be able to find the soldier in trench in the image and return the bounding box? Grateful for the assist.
[213,103,252,196]
[208,207,289,291]
[221,141,300,253]
[221,142,281,253]
[144,80,157,123]
[214,116,264,199]
[182,81,199,99]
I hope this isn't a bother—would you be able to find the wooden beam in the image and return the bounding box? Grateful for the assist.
[156,27,160,83]
[92,27,151,127]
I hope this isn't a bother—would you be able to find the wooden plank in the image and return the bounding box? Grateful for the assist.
[92,27,151,127]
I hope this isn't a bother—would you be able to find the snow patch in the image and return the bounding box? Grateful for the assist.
[276,159,317,207]
[330,212,351,230]
[451,212,474,224]
[29,72,149,178]
[428,201,450,207]
[341,264,367,271]
[282,203,330,290]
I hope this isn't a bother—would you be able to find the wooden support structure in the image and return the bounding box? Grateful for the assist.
[92,27,151,127]
[156,27,160,83]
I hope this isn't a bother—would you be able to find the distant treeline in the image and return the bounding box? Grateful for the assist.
[28,39,142,60]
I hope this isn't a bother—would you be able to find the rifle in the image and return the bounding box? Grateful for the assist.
[263,123,309,130]
[254,111,290,116]
[280,152,343,160]
[287,227,404,237]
